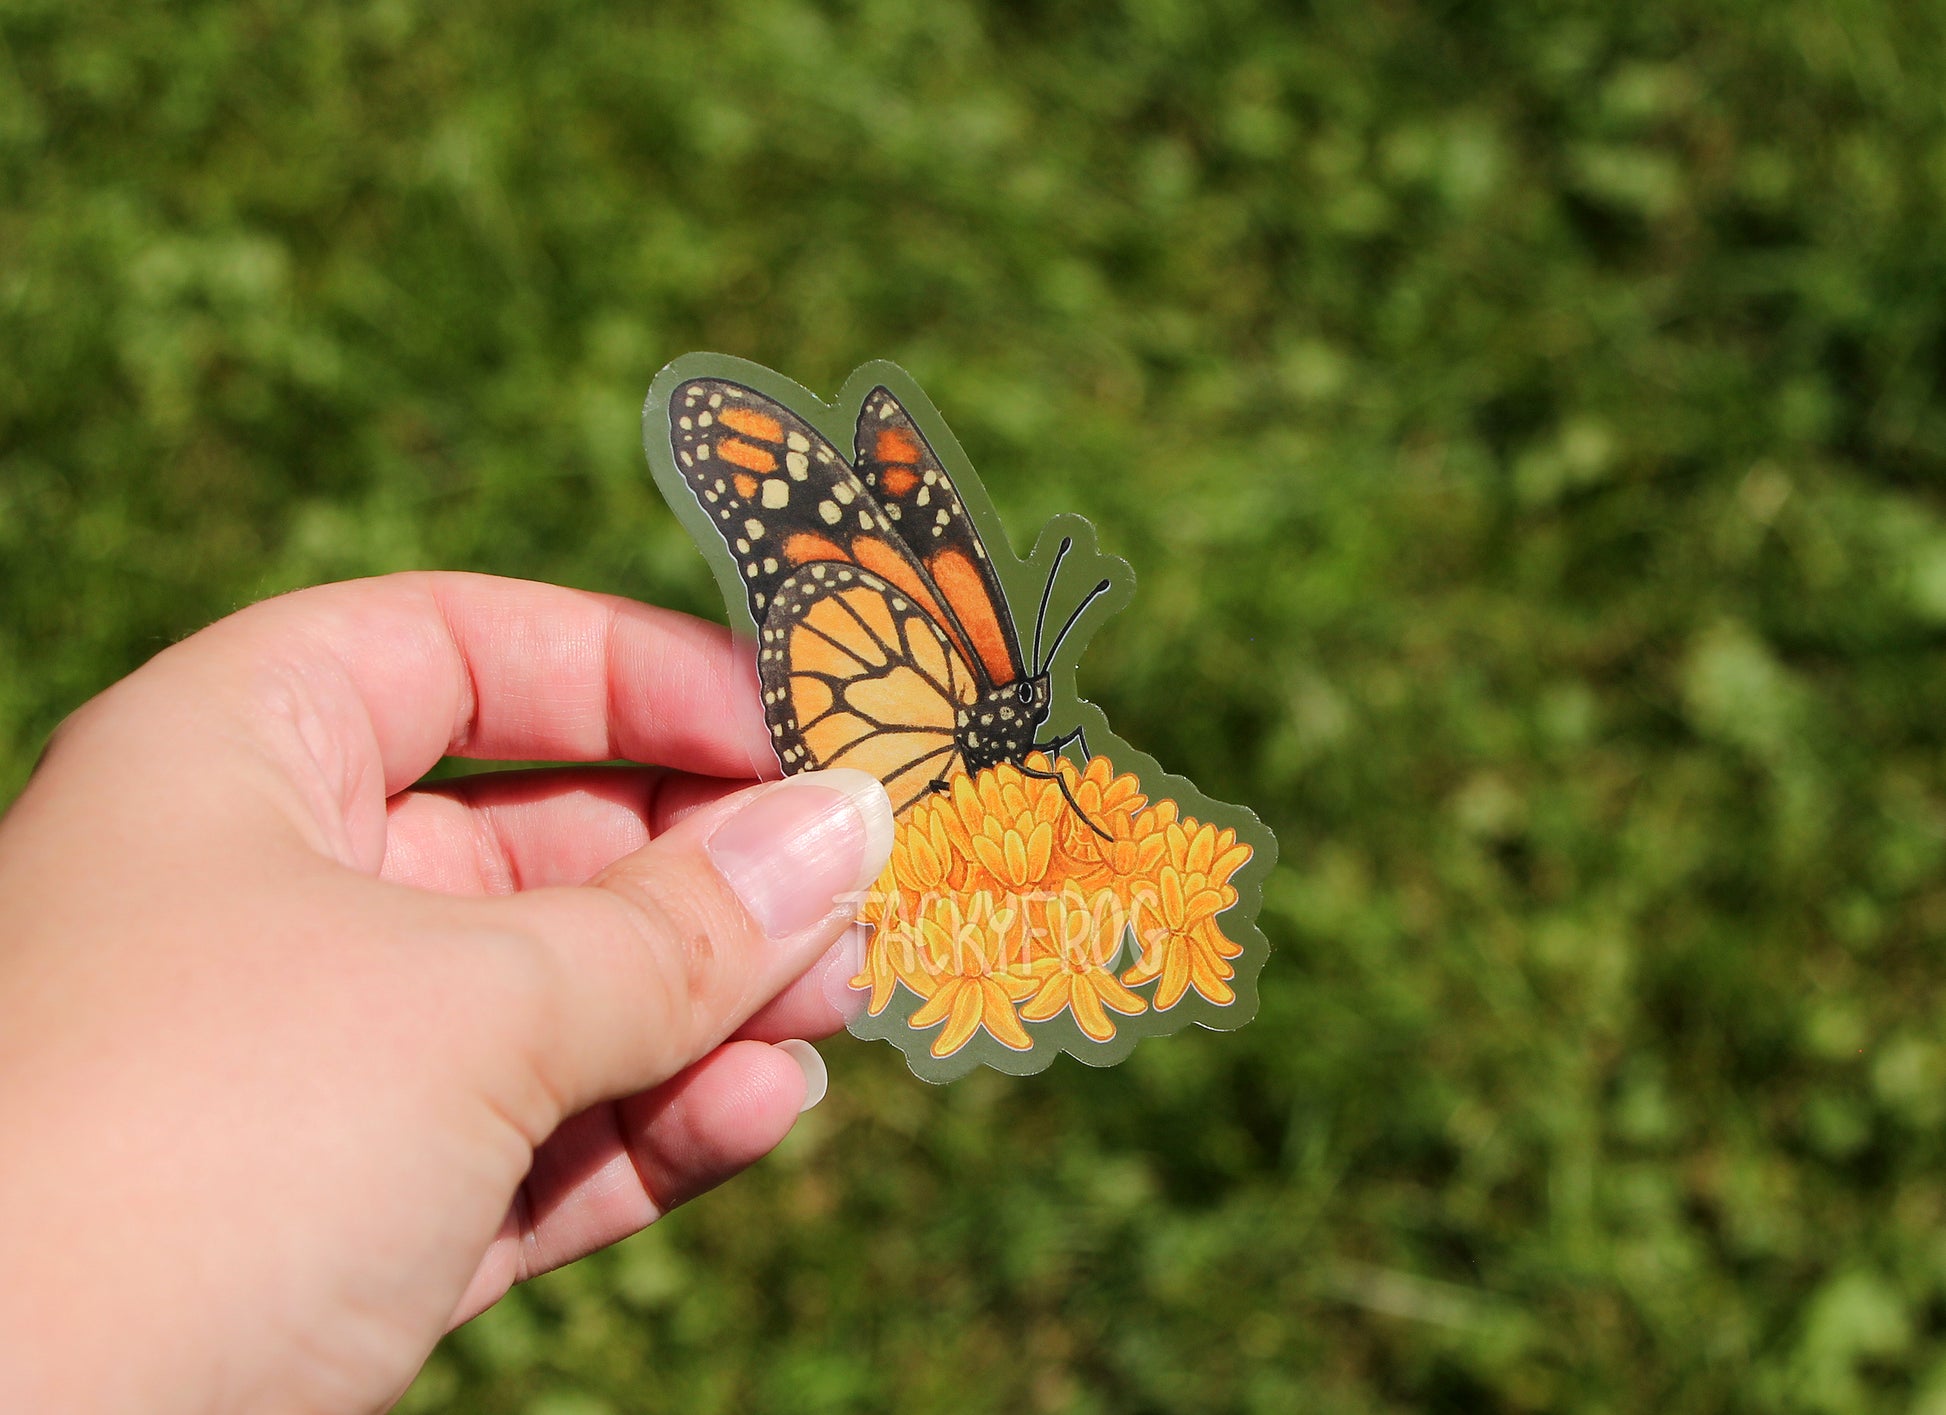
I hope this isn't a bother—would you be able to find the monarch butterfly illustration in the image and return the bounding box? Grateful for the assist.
[665,378,1109,819]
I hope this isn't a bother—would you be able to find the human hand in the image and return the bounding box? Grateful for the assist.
[0,572,893,1413]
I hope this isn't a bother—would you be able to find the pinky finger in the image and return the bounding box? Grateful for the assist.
[447,1039,825,1328]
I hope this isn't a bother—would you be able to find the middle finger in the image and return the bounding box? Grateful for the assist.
[380,765,749,893]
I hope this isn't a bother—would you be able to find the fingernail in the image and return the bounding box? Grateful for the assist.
[820,924,871,1023]
[776,1039,828,1112]
[707,769,894,940]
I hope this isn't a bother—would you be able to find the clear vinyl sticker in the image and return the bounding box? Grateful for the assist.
[644,354,1275,1081]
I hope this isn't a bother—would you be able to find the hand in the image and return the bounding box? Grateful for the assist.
[0,572,893,1413]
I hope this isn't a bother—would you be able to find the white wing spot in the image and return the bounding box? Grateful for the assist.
[833,482,854,505]
[745,518,765,538]
[787,432,810,453]
[761,480,790,508]
[819,500,841,525]
[786,451,809,477]
[697,410,713,427]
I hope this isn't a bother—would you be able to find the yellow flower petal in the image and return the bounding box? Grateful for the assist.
[1187,823,1217,876]
[1020,971,1073,1023]
[1154,939,1193,1011]
[850,930,901,1016]
[980,978,1034,1050]
[1003,826,1029,884]
[1025,820,1054,883]
[1189,948,1236,1005]
[930,980,987,1057]
[908,981,958,1031]
[1159,867,1186,930]
[1094,970,1149,1016]
[1069,981,1117,1041]
[1187,885,1225,923]
[970,832,1009,882]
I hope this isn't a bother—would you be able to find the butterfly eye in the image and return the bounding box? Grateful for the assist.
[1015,682,1036,705]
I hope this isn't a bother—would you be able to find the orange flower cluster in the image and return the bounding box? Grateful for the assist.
[852,753,1253,1059]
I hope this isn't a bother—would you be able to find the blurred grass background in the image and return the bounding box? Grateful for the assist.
[7,0,1946,1409]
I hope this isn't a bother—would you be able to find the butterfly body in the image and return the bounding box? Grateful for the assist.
[670,377,1074,813]
[957,675,1052,775]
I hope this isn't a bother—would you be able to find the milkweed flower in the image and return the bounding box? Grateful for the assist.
[1121,820,1250,1009]
[853,753,1251,1056]
[1018,881,1147,1041]
[900,892,1036,1057]
[947,768,1063,894]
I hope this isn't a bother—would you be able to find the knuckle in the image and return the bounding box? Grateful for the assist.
[597,868,728,1036]
[28,703,90,781]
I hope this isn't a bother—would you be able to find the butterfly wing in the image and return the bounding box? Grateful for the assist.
[669,378,995,684]
[854,386,1027,686]
[761,565,978,813]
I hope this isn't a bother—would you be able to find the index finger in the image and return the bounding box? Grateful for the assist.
[157,571,779,797]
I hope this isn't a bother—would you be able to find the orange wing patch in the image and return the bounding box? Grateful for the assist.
[927,548,1017,684]
[718,438,776,473]
[876,427,925,464]
[783,532,849,565]
[853,537,975,669]
[798,594,890,668]
[790,674,834,721]
[847,666,956,726]
[873,428,924,497]
[721,407,784,442]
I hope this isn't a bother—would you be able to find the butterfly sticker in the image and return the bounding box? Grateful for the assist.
[645,355,1275,1081]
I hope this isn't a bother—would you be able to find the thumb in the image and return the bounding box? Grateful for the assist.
[484,768,894,1128]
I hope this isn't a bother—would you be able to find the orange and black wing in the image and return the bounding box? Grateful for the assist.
[669,378,996,687]
[759,564,980,813]
[853,387,1026,687]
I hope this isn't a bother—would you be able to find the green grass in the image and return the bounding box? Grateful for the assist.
[9,1,1946,1409]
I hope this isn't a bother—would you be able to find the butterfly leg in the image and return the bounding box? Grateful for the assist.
[1033,724,1093,766]
[1017,760,1113,841]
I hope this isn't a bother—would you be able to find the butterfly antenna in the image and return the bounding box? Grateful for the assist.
[1040,578,1113,672]
[1031,536,1073,674]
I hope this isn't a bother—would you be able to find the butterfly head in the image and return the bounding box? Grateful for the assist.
[957,674,1051,775]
